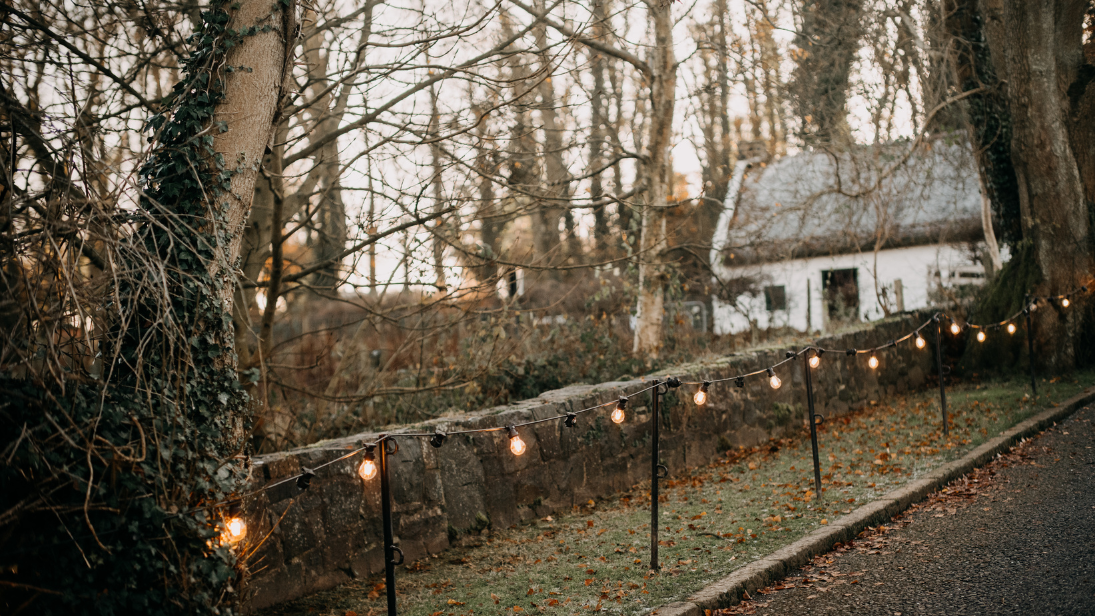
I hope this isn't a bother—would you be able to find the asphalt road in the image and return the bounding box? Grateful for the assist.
[736,404,1095,616]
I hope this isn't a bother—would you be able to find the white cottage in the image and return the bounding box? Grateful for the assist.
[710,141,1002,335]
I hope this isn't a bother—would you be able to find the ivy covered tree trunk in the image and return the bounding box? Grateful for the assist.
[0,0,295,613]
[978,0,1095,369]
[944,0,1024,250]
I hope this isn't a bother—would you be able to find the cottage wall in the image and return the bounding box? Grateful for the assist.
[712,244,988,335]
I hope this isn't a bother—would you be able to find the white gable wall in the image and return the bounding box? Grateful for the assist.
[711,243,991,335]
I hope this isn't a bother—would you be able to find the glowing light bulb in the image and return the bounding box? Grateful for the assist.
[612,397,627,423]
[977,331,986,342]
[808,355,820,369]
[357,453,378,481]
[226,517,246,542]
[510,435,526,455]
[1007,323,1016,334]
[868,355,879,370]
[915,335,926,349]
[767,368,781,390]
[1062,298,1070,308]
[950,322,961,335]
[507,426,526,455]
[693,383,709,406]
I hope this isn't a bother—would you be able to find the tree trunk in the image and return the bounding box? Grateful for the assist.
[211,0,294,310]
[791,0,864,147]
[588,0,610,257]
[429,80,448,292]
[474,102,501,286]
[632,1,677,356]
[533,3,570,267]
[944,0,1024,249]
[980,0,1095,369]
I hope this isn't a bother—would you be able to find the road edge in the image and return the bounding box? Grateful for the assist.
[652,385,1095,616]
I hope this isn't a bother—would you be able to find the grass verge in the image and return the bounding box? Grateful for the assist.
[260,371,1092,616]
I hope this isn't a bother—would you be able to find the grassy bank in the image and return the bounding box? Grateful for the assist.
[261,371,1093,616]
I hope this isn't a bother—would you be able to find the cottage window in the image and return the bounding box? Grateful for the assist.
[764,285,787,311]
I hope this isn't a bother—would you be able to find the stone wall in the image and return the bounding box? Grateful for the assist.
[242,314,934,610]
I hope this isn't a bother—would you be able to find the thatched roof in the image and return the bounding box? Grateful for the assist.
[717,140,986,266]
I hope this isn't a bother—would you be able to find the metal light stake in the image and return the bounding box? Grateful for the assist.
[934,316,948,437]
[379,436,403,616]
[649,379,663,571]
[1025,298,1037,397]
[803,350,824,499]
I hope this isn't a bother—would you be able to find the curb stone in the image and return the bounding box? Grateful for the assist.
[651,386,1095,616]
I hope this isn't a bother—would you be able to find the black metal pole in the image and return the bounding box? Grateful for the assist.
[1025,304,1037,397]
[804,352,822,500]
[650,379,661,571]
[934,317,948,438]
[380,438,399,616]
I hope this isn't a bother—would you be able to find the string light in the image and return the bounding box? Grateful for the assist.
[296,467,315,491]
[611,397,627,423]
[169,286,1090,524]
[225,517,247,542]
[507,426,526,456]
[357,448,378,481]
[693,382,710,405]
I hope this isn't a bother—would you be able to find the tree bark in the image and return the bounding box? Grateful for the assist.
[532,1,571,268]
[979,0,1095,368]
[632,0,677,356]
[791,0,864,147]
[211,0,295,310]
[944,0,1024,248]
[588,0,611,257]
